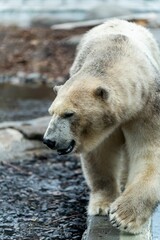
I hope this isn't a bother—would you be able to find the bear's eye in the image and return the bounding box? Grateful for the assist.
[62,112,74,118]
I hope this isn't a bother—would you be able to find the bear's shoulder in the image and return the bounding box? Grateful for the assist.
[70,19,160,76]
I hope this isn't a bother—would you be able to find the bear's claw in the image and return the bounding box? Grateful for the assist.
[108,196,148,234]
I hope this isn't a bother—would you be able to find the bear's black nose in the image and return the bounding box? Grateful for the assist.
[43,138,56,150]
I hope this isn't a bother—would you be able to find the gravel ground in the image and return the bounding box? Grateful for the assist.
[0,152,89,240]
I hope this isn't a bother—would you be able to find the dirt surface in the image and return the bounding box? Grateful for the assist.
[0,152,88,240]
[0,19,154,80]
[0,20,155,84]
[0,26,90,80]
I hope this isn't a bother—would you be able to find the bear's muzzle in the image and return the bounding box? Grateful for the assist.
[43,137,75,155]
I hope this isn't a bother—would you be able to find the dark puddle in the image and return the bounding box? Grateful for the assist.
[0,84,55,122]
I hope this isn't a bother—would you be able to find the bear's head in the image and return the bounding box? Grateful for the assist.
[43,76,119,155]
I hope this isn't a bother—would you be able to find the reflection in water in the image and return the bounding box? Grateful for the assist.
[0,84,55,122]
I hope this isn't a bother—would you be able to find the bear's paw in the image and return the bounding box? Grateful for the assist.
[109,195,152,234]
[88,199,110,215]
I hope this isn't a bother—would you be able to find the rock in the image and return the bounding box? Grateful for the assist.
[17,71,26,79]
[3,228,15,236]
[10,77,21,85]
[0,116,52,162]
[61,34,83,46]
[0,75,11,84]
[84,216,151,240]
[41,203,48,212]
[0,72,65,86]
[0,116,51,139]
[52,13,160,30]
[21,116,51,139]
[25,73,42,84]
[51,19,106,30]
[0,128,43,162]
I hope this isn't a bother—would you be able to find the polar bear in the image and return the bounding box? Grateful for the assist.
[43,19,160,234]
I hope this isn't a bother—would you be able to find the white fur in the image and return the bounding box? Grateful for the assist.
[44,19,160,234]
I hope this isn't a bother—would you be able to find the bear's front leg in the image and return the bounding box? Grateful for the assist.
[81,128,124,215]
[109,119,160,234]
[88,183,118,215]
[109,178,158,233]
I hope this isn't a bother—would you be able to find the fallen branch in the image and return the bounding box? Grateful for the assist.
[1,161,32,175]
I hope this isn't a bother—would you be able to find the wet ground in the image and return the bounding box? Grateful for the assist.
[0,152,88,240]
[0,84,54,122]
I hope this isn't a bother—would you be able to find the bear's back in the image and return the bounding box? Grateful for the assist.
[82,19,160,70]
[70,19,160,76]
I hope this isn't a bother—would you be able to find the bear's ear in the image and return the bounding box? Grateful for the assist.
[95,86,109,100]
[53,85,62,95]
